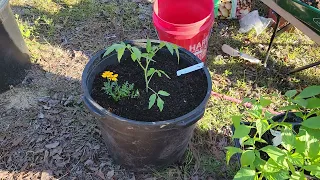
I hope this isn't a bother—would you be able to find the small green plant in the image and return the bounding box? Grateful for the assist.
[226,86,320,180]
[103,39,179,111]
[16,15,36,39]
[223,69,232,77]
[101,71,139,102]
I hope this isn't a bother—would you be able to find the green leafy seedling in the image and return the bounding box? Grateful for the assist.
[103,39,179,111]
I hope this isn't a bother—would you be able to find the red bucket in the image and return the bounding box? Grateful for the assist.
[153,0,214,61]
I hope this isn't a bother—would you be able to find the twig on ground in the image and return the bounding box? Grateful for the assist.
[211,91,281,115]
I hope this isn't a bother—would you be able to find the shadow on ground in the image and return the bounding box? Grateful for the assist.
[0,63,237,179]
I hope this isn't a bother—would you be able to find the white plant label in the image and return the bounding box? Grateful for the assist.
[177,62,204,76]
[239,137,243,146]
[270,129,282,147]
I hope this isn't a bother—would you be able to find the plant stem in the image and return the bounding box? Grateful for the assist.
[145,69,148,92]
[148,87,157,95]
[144,58,151,92]
[147,72,155,88]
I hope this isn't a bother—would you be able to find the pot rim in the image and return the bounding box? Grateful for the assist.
[81,39,212,126]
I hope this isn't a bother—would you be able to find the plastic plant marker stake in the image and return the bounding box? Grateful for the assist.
[222,44,261,64]
[270,129,282,146]
[177,62,204,76]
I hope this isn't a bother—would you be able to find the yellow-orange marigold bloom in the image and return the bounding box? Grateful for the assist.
[101,71,113,78]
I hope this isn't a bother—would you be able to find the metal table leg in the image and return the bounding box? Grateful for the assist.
[289,61,320,74]
[263,13,281,67]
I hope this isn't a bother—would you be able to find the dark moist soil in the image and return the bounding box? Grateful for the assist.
[301,0,320,9]
[91,50,208,122]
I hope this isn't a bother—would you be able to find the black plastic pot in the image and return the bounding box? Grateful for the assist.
[82,40,212,171]
[0,0,30,93]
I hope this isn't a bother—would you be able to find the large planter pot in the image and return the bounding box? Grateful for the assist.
[82,40,212,171]
[0,0,30,93]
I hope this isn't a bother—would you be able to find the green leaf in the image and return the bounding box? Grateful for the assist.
[146,39,152,53]
[308,140,320,159]
[288,153,304,167]
[301,126,320,140]
[233,167,256,180]
[304,164,320,172]
[141,53,148,58]
[157,97,164,111]
[232,116,241,129]
[281,127,295,151]
[131,53,137,61]
[225,147,242,164]
[306,98,320,109]
[256,119,269,138]
[295,136,307,155]
[263,158,282,173]
[104,44,125,57]
[159,42,166,48]
[104,45,117,57]
[158,90,170,96]
[291,172,307,180]
[254,138,268,144]
[165,43,174,55]
[173,44,180,64]
[304,164,320,178]
[240,136,250,146]
[263,170,290,180]
[253,155,266,171]
[302,116,320,129]
[233,125,251,139]
[242,98,256,104]
[292,99,308,108]
[241,150,255,167]
[260,97,272,107]
[290,171,306,180]
[260,145,286,161]
[296,129,319,159]
[131,47,141,60]
[148,94,156,109]
[296,86,320,99]
[285,90,298,98]
[158,70,171,79]
[152,46,158,52]
[243,138,255,146]
[147,68,156,77]
[117,47,125,62]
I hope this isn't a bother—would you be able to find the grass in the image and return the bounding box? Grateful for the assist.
[8,0,320,179]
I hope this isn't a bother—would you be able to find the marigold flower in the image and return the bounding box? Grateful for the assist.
[101,71,113,78]
[110,77,118,81]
